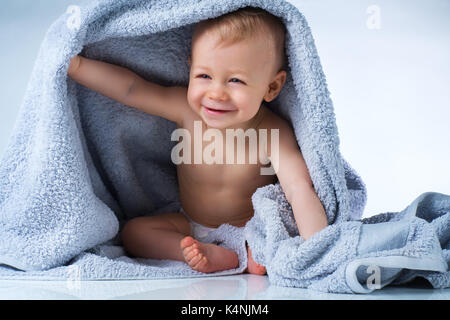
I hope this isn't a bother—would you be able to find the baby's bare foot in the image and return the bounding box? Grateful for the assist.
[246,246,267,275]
[180,236,239,273]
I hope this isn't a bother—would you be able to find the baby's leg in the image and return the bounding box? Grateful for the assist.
[121,213,239,273]
[180,236,239,273]
[121,213,191,261]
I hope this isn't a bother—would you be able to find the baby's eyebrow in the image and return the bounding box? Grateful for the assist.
[229,70,249,76]
[193,65,249,76]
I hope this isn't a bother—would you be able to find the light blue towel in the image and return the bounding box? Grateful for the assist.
[246,190,449,293]
[0,0,447,293]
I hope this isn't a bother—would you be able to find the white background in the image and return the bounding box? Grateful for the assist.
[0,0,449,218]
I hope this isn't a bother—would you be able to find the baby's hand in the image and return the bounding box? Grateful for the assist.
[68,55,81,76]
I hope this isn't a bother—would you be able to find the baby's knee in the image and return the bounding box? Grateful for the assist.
[120,217,147,247]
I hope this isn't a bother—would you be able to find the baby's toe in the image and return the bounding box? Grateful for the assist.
[192,256,208,271]
[189,252,203,266]
[180,236,196,250]
[186,248,200,262]
[254,264,267,275]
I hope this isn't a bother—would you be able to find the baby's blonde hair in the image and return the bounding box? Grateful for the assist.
[191,6,287,74]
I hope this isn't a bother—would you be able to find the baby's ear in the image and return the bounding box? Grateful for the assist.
[188,56,192,66]
[264,70,287,103]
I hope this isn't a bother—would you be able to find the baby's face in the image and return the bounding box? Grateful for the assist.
[187,31,277,130]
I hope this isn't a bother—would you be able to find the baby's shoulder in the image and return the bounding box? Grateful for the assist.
[259,104,293,132]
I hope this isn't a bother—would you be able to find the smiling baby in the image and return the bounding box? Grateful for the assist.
[67,7,328,274]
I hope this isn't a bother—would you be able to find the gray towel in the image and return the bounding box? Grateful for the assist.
[0,0,447,293]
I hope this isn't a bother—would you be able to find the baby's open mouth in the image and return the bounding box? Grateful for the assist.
[203,106,234,115]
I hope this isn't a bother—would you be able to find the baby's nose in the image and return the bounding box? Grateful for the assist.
[208,84,227,101]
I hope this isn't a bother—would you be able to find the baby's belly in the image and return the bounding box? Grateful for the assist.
[177,165,277,228]
[179,184,255,228]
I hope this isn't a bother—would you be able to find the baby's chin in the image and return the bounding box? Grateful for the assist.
[201,118,231,130]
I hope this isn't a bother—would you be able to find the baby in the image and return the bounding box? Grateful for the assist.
[68,7,328,274]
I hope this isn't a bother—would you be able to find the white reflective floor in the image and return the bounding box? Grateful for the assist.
[0,274,449,300]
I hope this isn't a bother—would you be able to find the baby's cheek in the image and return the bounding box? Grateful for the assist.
[238,100,256,115]
[186,86,195,104]
[186,87,200,111]
[187,84,198,100]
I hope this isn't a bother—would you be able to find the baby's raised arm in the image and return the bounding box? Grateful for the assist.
[68,55,134,104]
[68,55,187,126]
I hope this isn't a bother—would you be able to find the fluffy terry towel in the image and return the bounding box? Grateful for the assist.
[0,0,448,293]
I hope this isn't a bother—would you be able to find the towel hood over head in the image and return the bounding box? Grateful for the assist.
[0,0,367,272]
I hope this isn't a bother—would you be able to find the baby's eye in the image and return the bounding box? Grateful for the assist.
[197,74,210,79]
[230,78,245,84]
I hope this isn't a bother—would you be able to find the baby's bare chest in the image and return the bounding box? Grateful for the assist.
[172,121,274,166]
[172,129,274,188]
[178,161,271,189]
[171,108,279,190]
